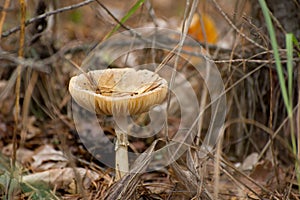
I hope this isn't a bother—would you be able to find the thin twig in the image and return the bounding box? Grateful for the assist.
[258,105,299,161]
[182,63,267,156]
[145,0,158,27]
[1,0,95,38]
[214,58,300,64]
[20,71,38,146]
[163,0,199,144]
[268,8,286,36]
[0,52,51,73]
[65,57,99,92]
[166,0,198,103]
[220,156,272,196]
[95,0,130,32]
[214,129,223,199]
[209,0,268,51]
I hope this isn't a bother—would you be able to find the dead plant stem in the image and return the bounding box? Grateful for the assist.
[0,0,10,40]
[196,85,208,146]
[9,0,25,198]
[20,71,38,146]
[213,128,224,199]
[12,0,26,167]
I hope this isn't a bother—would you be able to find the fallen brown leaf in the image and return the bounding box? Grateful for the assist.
[22,167,100,193]
[30,145,68,171]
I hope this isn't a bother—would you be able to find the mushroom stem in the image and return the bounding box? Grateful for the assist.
[115,127,129,180]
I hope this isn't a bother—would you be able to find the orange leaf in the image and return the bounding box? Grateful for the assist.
[188,13,218,44]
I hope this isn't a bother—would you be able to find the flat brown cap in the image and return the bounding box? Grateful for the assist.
[69,68,168,115]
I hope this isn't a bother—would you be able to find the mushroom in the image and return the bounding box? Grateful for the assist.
[69,68,168,180]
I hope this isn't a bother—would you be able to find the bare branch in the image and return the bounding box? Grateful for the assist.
[0,52,51,73]
[1,0,95,38]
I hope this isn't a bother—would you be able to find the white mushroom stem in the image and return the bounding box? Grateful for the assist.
[115,126,129,180]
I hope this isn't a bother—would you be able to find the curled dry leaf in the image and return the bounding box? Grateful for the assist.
[30,145,68,171]
[241,152,259,171]
[16,147,34,165]
[22,167,100,193]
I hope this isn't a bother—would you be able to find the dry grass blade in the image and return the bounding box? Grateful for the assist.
[213,129,223,199]
[138,82,161,94]
[171,161,197,195]
[6,0,26,198]
[20,71,38,146]
[95,0,131,33]
[156,0,198,75]
[135,76,162,94]
[0,68,19,101]
[65,58,99,92]
[171,159,214,199]
[154,47,177,73]
[220,156,272,196]
[12,0,26,168]
[82,69,165,97]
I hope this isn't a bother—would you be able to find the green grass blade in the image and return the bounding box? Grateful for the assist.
[105,0,146,39]
[258,0,291,115]
[286,33,293,114]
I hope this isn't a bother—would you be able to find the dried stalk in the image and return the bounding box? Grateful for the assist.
[12,0,26,167]
[0,0,11,40]
[8,0,26,198]
[20,71,38,146]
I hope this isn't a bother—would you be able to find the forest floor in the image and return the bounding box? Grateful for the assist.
[1,0,300,199]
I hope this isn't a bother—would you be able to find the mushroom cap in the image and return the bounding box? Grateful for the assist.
[69,68,168,115]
